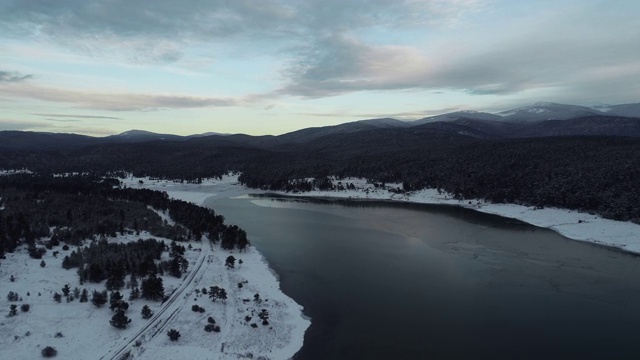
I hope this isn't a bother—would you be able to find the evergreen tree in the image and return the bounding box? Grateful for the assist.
[225,255,236,269]
[79,288,89,303]
[129,273,139,289]
[109,291,124,312]
[167,329,181,341]
[110,310,131,329]
[208,286,227,303]
[141,274,164,301]
[41,346,57,358]
[141,305,153,319]
[129,287,140,301]
[106,267,125,291]
[61,284,71,300]
[91,290,108,307]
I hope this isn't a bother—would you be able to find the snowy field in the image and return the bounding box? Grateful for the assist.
[1,177,310,360]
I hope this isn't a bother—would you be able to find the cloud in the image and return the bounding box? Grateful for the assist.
[280,34,436,97]
[34,113,122,120]
[0,0,484,63]
[0,70,33,82]
[44,119,81,123]
[2,0,637,106]
[0,83,240,111]
[299,106,463,119]
[277,2,640,103]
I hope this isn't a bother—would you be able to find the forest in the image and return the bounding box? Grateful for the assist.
[0,174,249,259]
[0,127,639,224]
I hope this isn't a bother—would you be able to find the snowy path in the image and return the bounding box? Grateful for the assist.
[102,239,211,360]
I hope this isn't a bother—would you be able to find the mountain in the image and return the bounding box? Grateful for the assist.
[412,111,502,125]
[0,131,101,151]
[497,102,603,122]
[510,116,640,138]
[107,130,186,142]
[188,132,231,138]
[276,118,406,143]
[356,118,411,128]
[1,101,640,153]
[599,103,640,118]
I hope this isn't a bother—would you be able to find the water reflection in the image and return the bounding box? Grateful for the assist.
[209,195,640,360]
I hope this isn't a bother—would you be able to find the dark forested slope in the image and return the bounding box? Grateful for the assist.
[0,125,639,224]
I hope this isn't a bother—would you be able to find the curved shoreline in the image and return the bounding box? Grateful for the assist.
[121,174,640,359]
[265,182,640,256]
[125,174,640,256]
[121,177,310,360]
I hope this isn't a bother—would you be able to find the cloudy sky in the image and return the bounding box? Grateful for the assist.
[0,0,638,136]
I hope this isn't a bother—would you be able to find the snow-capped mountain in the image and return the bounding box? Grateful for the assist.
[497,102,603,122]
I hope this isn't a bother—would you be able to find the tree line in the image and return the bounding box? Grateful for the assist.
[1,131,639,223]
[0,174,249,258]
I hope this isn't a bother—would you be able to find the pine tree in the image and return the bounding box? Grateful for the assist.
[167,329,180,341]
[61,284,71,300]
[225,255,235,269]
[129,287,140,301]
[109,291,124,312]
[91,290,108,307]
[79,288,89,303]
[208,286,227,303]
[141,305,153,319]
[141,275,164,301]
[110,310,131,329]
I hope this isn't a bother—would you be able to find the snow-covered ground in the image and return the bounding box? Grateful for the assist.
[0,176,310,360]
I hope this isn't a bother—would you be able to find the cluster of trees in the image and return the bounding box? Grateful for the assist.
[0,174,250,258]
[65,238,166,283]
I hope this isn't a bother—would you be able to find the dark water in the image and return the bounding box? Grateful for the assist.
[206,195,640,359]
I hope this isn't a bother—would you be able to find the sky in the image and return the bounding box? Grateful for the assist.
[0,0,639,136]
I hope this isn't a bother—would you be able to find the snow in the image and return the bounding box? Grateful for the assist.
[147,206,176,226]
[0,232,199,360]
[1,175,310,360]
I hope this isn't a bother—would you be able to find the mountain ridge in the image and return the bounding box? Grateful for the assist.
[1,101,639,151]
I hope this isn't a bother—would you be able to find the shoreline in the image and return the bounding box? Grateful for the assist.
[121,176,310,360]
[258,193,640,257]
[124,174,640,256]
[120,174,640,358]
[261,179,640,256]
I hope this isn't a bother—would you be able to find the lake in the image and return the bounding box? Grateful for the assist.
[206,195,640,359]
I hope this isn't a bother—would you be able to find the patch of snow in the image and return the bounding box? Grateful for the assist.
[147,206,176,226]
[0,169,32,175]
